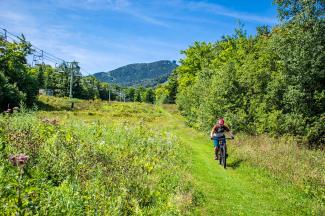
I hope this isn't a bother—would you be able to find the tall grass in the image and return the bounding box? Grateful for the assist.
[230,134,325,211]
[0,108,199,215]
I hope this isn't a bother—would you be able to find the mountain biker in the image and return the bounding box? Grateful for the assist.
[210,118,234,160]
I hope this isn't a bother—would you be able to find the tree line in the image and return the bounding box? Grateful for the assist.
[0,37,156,111]
[155,0,324,146]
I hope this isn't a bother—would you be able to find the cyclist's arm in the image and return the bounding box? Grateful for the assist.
[225,125,235,139]
[210,124,217,138]
[229,131,235,139]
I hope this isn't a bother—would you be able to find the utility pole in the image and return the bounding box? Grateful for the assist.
[69,63,73,98]
[3,29,7,40]
[68,61,80,98]
[41,50,44,63]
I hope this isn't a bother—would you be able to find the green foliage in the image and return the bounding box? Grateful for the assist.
[125,87,156,103]
[172,1,324,146]
[134,90,142,102]
[0,72,25,109]
[75,76,100,99]
[125,87,136,101]
[144,88,155,103]
[0,37,37,109]
[275,0,325,22]
[155,84,170,104]
[155,71,178,104]
[36,66,45,89]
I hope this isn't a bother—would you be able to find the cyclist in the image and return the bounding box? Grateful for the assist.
[210,118,234,160]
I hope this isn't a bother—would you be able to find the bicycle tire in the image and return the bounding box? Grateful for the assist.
[223,146,227,169]
[219,145,226,169]
[218,140,222,165]
[220,146,224,166]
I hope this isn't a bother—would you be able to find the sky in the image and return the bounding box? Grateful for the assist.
[0,0,278,74]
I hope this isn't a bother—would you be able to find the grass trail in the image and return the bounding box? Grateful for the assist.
[35,98,321,215]
[157,105,316,215]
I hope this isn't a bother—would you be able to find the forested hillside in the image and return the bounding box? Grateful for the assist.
[93,60,178,87]
[156,0,324,147]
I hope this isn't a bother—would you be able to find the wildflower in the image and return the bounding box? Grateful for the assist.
[9,154,29,167]
[42,118,59,125]
[4,108,12,114]
[13,107,19,113]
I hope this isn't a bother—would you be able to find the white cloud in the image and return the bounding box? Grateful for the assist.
[0,11,25,22]
[186,1,277,24]
[53,0,130,10]
[122,9,169,27]
[114,0,130,9]
[50,0,169,27]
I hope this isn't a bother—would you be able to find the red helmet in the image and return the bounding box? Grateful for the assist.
[218,119,225,125]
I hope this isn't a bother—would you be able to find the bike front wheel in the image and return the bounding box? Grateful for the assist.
[220,146,227,169]
[223,149,227,169]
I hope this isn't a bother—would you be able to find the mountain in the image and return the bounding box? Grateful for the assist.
[93,60,178,87]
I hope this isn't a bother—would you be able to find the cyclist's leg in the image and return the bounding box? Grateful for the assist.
[214,146,219,159]
[213,138,220,159]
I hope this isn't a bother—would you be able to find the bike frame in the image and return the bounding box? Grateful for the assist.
[211,137,232,169]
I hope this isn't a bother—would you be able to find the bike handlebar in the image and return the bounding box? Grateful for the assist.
[210,137,234,140]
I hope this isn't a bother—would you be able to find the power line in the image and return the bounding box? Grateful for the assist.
[1,28,85,99]
[32,45,65,63]
[1,27,69,66]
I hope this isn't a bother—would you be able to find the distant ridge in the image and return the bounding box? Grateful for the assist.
[93,60,178,87]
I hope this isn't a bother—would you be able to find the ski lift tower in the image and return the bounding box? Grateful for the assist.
[67,61,81,98]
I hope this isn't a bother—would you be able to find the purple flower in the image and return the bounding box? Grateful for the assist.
[9,154,29,167]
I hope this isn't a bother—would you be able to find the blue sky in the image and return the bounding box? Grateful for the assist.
[0,0,278,74]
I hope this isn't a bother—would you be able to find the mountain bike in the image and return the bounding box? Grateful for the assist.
[211,137,233,169]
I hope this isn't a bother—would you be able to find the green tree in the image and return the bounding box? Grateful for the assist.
[274,0,325,22]
[126,87,136,102]
[135,89,142,102]
[0,71,25,110]
[172,1,324,146]
[0,36,38,108]
[155,84,169,104]
[37,65,46,89]
[144,88,155,104]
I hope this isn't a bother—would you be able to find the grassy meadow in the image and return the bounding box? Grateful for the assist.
[0,96,324,215]
[0,97,200,215]
[231,134,324,205]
